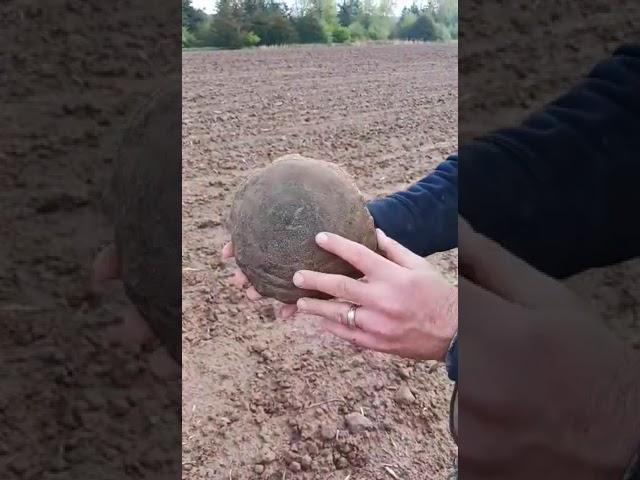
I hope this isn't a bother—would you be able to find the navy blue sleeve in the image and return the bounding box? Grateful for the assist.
[366,155,458,256]
[460,44,640,278]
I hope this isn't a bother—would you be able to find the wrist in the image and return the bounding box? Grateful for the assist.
[445,333,458,382]
[436,285,458,363]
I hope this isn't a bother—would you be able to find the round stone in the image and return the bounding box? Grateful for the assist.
[229,154,377,303]
[108,75,181,364]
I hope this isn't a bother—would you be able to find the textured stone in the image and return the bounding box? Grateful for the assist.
[229,155,377,303]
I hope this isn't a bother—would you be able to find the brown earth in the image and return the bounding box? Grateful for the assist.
[1,1,181,479]
[182,43,459,480]
[183,5,640,476]
[1,0,637,479]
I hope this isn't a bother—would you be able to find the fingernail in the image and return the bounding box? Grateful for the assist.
[315,232,328,245]
[297,299,307,310]
[293,272,304,287]
[376,228,386,238]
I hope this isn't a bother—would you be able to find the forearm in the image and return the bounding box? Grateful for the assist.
[367,155,458,256]
[460,44,640,279]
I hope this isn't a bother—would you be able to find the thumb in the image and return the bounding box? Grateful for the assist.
[376,229,426,269]
[91,243,120,292]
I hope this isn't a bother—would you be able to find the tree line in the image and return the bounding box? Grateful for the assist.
[182,0,457,49]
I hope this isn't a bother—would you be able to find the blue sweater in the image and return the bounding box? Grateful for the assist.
[366,44,640,383]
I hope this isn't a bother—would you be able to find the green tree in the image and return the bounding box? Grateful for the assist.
[394,12,417,38]
[308,0,338,28]
[250,11,297,45]
[182,0,207,31]
[407,13,438,40]
[375,0,394,17]
[338,0,361,27]
[244,31,261,46]
[294,14,329,43]
[367,14,392,39]
[182,26,196,47]
[435,0,458,38]
[348,21,366,39]
[332,24,352,42]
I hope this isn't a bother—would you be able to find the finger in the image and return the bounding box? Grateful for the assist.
[319,318,389,352]
[108,305,154,346]
[221,242,234,260]
[231,269,248,287]
[246,286,262,301]
[315,231,394,277]
[459,217,580,308]
[295,297,376,330]
[297,298,353,325]
[278,304,297,319]
[293,270,373,306]
[91,243,120,291]
[376,228,426,269]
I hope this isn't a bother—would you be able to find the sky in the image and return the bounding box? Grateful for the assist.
[191,0,420,16]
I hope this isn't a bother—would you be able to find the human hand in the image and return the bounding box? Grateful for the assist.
[221,241,298,319]
[458,218,640,479]
[91,242,179,378]
[290,229,457,361]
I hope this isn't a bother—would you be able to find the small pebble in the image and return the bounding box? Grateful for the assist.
[306,442,319,456]
[300,454,312,469]
[344,412,373,433]
[319,423,335,440]
[258,448,276,464]
[394,385,416,405]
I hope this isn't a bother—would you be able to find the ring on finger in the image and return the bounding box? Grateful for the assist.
[346,304,359,329]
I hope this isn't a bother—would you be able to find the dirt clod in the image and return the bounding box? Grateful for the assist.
[335,456,349,469]
[258,448,277,464]
[319,424,336,441]
[300,454,312,470]
[395,385,416,405]
[344,412,373,433]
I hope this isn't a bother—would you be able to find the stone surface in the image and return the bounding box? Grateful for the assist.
[229,154,377,303]
[395,385,416,405]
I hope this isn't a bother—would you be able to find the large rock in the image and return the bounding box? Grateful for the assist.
[108,75,181,364]
[229,154,377,303]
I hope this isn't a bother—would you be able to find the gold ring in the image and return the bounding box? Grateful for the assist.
[346,304,358,329]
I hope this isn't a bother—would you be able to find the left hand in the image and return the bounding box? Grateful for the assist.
[293,229,457,361]
[221,242,297,319]
[91,243,179,378]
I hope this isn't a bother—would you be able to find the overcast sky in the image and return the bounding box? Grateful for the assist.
[191,0,420,16]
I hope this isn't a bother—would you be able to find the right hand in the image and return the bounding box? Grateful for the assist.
[221,242,298,318]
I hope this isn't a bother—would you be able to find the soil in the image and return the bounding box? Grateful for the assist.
[1,0,637,479]
[183,5,640,476]
[182,43,459,480]
[1,1,181,479]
